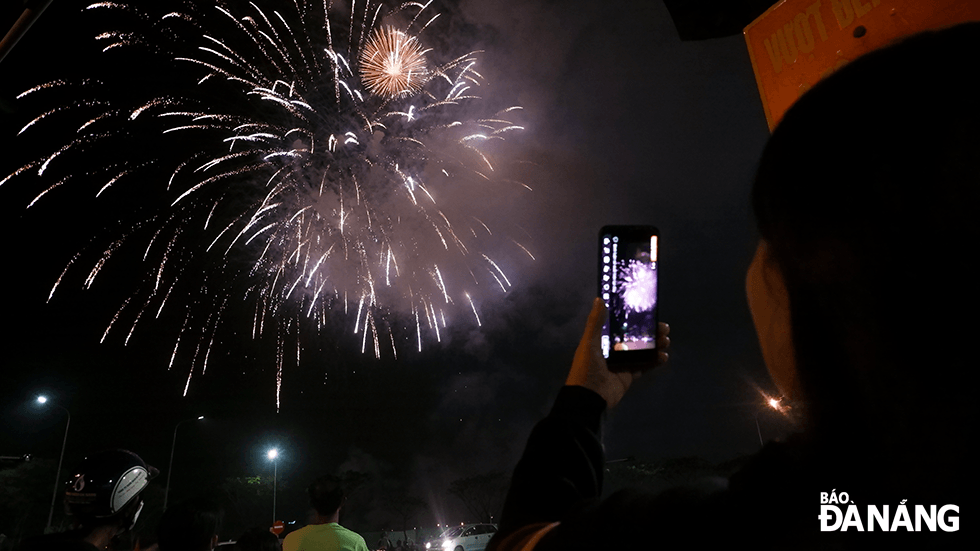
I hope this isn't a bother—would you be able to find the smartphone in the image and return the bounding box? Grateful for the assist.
[599,225,659,363]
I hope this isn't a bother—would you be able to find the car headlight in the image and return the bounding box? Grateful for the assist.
[442,541,453,550]
[425,544,430,550]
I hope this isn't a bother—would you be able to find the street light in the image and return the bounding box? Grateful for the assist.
[37,395,70,533]
[267,448,279,523]
[164,415,205,510]
[755,396,783,448]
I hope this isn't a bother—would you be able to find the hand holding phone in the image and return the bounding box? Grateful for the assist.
[566,298,670,409]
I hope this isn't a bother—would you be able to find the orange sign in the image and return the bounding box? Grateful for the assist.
[744,0,980,131]
[271,521,285,535]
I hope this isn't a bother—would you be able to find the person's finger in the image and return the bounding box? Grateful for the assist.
[581,297,607,346]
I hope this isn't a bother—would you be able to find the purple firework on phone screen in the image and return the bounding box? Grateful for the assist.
[619,259,657,312]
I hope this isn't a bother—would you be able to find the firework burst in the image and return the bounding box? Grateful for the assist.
[359,26,430,99]
[619,259,657,312]
[5,0,529,406]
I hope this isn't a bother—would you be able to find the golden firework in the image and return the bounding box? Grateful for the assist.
[359,26,429,99]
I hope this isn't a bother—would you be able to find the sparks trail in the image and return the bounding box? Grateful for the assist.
[7,0,531,406]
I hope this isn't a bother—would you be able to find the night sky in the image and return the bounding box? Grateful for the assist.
[0,0,787,536]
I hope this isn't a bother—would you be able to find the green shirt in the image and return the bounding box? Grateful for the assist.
[282,523,370,551]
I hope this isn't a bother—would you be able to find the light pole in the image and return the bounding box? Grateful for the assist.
[164,416,205,510]
[267,448,279,523]
[37,396,70,533]
[755,397,783,448]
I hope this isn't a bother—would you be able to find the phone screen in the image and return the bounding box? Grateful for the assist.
[599,226,659,361]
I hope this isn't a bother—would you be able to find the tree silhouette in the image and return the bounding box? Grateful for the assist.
[447,471,506,523]
[220,475,280,536]
[0,459,58,544]
[386,493,428,543]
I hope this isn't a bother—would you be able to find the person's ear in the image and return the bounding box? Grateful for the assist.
[746,241,798,399]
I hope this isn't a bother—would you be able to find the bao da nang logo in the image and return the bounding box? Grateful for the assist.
[818,490,959,532]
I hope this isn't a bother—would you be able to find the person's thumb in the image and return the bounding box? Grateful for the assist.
[581,297,607,348]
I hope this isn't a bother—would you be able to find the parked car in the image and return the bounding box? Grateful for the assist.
[424,524,497,551]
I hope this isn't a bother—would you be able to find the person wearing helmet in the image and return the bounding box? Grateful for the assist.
[19,449,157,551]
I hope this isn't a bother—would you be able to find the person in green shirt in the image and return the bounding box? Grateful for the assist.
[283,476,368,551]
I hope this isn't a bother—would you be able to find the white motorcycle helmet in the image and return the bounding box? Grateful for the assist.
[64,449,158,530]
